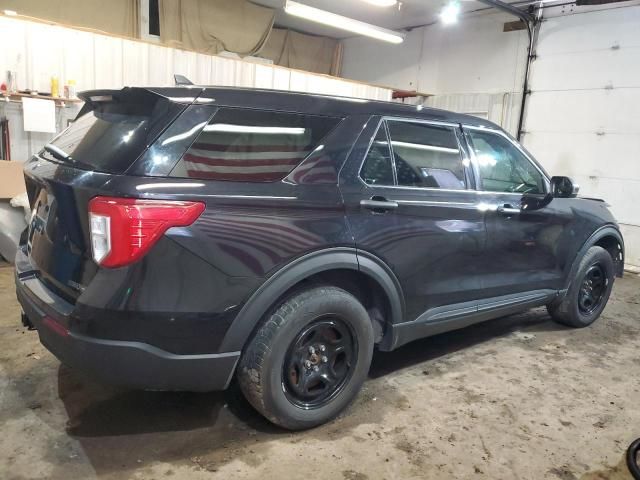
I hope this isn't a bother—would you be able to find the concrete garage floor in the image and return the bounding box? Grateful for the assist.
[1,263,639,480]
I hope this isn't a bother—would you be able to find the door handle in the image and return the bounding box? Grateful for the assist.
[497,204,521,216]
[360,197,399,212]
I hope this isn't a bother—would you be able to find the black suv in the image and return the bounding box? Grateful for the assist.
[16,87,624,430]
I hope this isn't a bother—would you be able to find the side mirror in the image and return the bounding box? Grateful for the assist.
[551,176,579,198]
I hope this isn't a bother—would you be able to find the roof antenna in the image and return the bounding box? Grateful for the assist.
[174,74,194,86]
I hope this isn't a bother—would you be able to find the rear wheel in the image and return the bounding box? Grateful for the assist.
[547,246,615,327]
[237,286,374,430]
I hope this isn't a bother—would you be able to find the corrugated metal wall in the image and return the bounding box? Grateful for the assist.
[522,6,640,266]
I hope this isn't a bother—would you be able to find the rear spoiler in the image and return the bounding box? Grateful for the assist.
[76,86,206,118]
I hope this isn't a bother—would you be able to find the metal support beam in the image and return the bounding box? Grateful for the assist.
[477,0,538,140]
[475,0,534,23]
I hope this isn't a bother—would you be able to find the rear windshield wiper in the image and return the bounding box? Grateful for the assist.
[42,144,95,171]
[43,144,71,162]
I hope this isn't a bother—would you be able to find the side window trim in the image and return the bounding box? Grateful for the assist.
[358,117,396,187]
[357,116,481,193]
[384,117,472,192]
[381,120,398,186]
[462,125,550,195]
[453,124,476,190]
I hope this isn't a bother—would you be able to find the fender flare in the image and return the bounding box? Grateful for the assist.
[218,247,404,352]
[562,225,624,293]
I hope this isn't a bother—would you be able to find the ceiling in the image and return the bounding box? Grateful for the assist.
[251,0,526,38]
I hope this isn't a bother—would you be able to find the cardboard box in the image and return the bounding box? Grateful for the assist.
[0,161,27,200]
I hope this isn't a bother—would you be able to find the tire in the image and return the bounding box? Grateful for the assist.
[547,246,615,328]
[237,286,374,430]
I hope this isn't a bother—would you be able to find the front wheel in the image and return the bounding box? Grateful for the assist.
[237,286,374,430]
[547,246,615,328]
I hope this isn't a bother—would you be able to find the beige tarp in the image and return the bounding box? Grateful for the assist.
[0,0,139,37]
[159,0,274,56]
[260,28,341,76]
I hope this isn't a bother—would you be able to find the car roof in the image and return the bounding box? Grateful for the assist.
[199,86,499,129]
[82,86,501,130]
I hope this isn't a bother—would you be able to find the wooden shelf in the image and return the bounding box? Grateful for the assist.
[1,92,83,107]
[392,89,433,100]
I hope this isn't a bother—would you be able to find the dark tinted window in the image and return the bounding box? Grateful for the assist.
[171,108,339,182]
[149,0,160,35]
[387,121,466,190]
[468,129,545,194]
[360,124,394,186]
[40,92,180,174]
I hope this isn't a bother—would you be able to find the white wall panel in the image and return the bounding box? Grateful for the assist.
[531,48,640,91]
[341,28,423,92]
[341,12,527,134]
[122,39,149,86]
[235,62,256,88]
[525,132,640,181]
[620,224,640,267]
[426,92,522,136]
[193,53,213,86]
[419,14,528,95]
[25,22,65,93]
[342,12,527,96]
[61,28,96,90]
[273,68,292,90]
[525,89,640,134]
[147,44,173,86]
[94,36,124,89]
[536,8,640,56]
[172,49,198,85]
[522,5,640,266]
[0,18,26,82]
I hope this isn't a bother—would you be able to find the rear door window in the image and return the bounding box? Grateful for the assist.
[386,120,466,190]
[170,108,340,182]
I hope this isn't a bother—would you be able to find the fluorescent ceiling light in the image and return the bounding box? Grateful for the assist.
[3,9,17,16]
[440,1,460,25]
[359,0,397,7]
[284,0,404,44]
[203,124,306,134]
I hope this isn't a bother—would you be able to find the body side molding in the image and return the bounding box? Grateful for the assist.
[389,289,558,350]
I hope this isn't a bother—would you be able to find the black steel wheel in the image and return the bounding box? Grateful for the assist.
[547,246,615,328]
[578,264,608,315]
[627,437,640,480]
[237,286,374,430]
[282,317,357,409]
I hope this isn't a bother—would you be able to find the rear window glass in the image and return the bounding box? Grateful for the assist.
[40,93,180,174]
[170,108,340,182]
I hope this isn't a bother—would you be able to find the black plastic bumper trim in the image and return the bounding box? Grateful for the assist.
[15,263,239,392]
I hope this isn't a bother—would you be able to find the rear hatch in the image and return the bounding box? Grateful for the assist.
[23,88,187,301]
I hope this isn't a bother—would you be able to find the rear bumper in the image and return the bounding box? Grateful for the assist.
[15,253,239,392]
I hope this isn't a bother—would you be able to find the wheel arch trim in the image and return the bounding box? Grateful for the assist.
[563,225,624,292]
[219,247,404,353]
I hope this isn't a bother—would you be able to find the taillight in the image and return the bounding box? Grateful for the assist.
[88,196,205,268]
